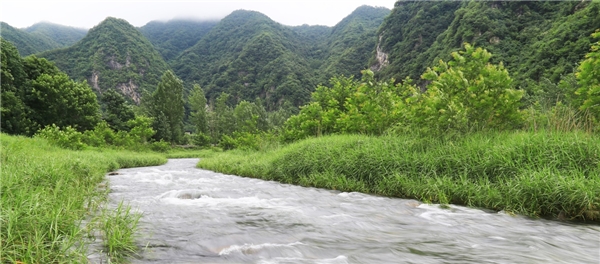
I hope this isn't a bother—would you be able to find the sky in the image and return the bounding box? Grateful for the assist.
[1,0,396,29]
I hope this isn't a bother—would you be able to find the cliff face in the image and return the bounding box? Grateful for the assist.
[373,0,600,87]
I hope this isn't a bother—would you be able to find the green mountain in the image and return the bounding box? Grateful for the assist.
[24,22,87,47]
[38,17,169,103]
[139,19,218,63]
[372,1,600,88]
[173,6,389,109]
[319,5,390,81]
[0,22,61,56]
[172,10,317,109]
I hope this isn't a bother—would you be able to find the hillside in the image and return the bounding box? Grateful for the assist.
[172,10,316,109]
[0,22,61,56]
[172,6,389,109]
[139,19,218,63]
[38,17,169,103]
[319,5,390,81]
[373,1,600,88]
[24,22,87,47]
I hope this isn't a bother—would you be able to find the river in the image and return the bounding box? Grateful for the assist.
[100,158,599,263]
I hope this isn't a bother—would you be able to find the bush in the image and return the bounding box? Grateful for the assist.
[415,43,524,134]
[35,124,85,150]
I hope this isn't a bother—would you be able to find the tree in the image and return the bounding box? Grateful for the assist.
[28,73,101,131]
[150,70,185,143]
[101,89,135,131]
[576,30,600,122]
[188,84,208,134]
[210,92,236,144]
[416,43,524,133]
[1,38,31,135]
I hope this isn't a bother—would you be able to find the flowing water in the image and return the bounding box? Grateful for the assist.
[102,159,599,263]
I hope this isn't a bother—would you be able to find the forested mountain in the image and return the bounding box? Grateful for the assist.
[139,19,218,63]
[38,17,169,103]
[319,5,390,81]
[172,10,318,109]
[24,22,87,47]
[373,0,600,88]
[0,22,61,56]
[172,6,389,109]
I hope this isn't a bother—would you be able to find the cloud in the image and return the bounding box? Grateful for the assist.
[0,0,395,29]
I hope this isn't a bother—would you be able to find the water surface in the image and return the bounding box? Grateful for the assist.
[103,159,600,263]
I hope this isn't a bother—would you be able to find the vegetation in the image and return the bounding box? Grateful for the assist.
[146,70,186,144]
[1,39,100,135]
[374,1,600,91]
[1,4,599,264]
[198,39,600,223]
[38,17,169,104]
[23,22,87,47]
[0,134,166,263]
[139,19,218,63]
[197,132,599,222]
[172,7,389,109]
[0,22,61,56]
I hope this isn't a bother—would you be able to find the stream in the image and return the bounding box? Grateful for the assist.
[100,158,599,263]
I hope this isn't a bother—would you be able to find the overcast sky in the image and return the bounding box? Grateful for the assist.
[1,0,396,29]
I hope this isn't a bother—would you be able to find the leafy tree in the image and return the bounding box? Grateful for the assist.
[416,43,524,133]
[1,39,31,134]
[28,73,101,131]
[150,70,185,143]
[126,116,155,144]
[101,89,135,131]
[188,84,208,134]
[575,30,600,121]
[209,92,236,143]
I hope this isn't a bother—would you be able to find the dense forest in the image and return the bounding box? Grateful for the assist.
[1,1,599,146]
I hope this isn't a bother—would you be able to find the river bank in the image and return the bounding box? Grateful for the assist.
[197,131,600,222]
[0,134,166,263]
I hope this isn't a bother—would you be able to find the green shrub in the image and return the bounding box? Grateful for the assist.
[575,30,600,122]
[416,43,524,134]
[35,124,86,150]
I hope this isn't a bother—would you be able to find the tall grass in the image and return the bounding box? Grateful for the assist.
[0,134,166,263]
[198,131,600,222]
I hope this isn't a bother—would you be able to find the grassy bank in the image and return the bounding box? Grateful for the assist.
[197,131,600,222]
[0,134,167,263]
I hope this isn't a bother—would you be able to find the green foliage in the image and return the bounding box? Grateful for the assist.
[198,132,600,222]
[173,7,389,109]
[0,22,61,56]
[149,70,185,143]
[35,116,156,150]
[320,6,390,81]
[1,38,31,135]
[188,84,209,134]
[101,89,135,131]
[23,22,87,47]
[126,116,155,145]
[38,17,169,103]
[28,72,101,131]
[416,43,524,133]
[139,19,217,62]
[35,124,86,150]
[576,30,600,121]
[1,134,165,263]
[283,70,413,141]
[374,1,600,93]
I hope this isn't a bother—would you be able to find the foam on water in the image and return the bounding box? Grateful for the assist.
[218,241,304,256]
[104,159,600,264]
